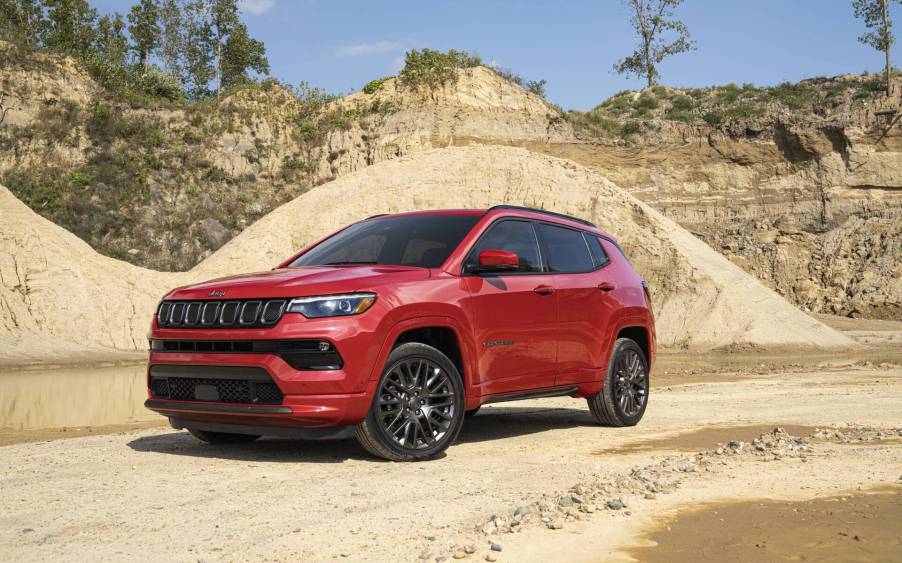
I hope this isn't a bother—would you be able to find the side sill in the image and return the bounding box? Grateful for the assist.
[145,399,292,415]
[482,385,579,405]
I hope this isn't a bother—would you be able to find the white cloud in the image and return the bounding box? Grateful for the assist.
[335,41,405,58]
[239,0,274,16]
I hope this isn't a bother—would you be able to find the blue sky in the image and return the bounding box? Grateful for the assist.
[93,0,896,110]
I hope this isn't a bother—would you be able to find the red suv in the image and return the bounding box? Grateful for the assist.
[146,206,655,461]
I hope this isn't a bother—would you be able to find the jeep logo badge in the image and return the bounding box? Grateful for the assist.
[208,290,225,297]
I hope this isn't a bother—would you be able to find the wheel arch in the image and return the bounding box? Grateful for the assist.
[369,316,479,402]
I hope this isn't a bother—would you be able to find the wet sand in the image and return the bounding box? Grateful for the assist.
[594,424,819,455]
[628,487,902,562]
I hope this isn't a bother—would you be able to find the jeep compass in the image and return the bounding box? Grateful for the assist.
[146,205,655,461]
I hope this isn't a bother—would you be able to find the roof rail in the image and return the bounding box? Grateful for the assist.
[486,205,596,227]
[364,213,389,220]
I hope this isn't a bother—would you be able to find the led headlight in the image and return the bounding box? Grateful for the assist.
[286,293,377,318]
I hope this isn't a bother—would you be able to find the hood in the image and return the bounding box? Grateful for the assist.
[166,265,430,300]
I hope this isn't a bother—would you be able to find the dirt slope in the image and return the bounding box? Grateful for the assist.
[0,184,173,363]
[197,144,853,351]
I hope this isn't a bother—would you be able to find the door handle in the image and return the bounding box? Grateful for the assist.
[533,285,555,296]
[597,282,616,292]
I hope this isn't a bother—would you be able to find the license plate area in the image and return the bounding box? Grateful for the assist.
[194,384,220,402]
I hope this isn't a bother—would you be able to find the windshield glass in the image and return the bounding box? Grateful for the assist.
[289,214,480,268]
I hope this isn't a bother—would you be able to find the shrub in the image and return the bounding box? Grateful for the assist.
[493,67,524,87]
[363,77,391,95]
[664,109,693,123]
[670,94,694,112]
[399,48,481,89]
[526,79,547,98]
[703,110,724,126]
[621,120,642,135]
[634,93,660,111]
[33,100,82,144]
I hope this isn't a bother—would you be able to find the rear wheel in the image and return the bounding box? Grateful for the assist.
[356,343,465,461]
[588,338,649,427]
[187,428,261,444]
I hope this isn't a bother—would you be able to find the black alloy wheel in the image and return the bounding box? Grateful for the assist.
[356,343,465,461]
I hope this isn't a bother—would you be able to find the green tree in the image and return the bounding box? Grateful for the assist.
[613,0,695,88]
[158,0,184,80]
[127,0,160,69]
[209,0,239,95]
[183,0,215,97]
[0,0,47,47]
[44,0,98,55]
[94,13,128,68]
[221,21,269,88]
[853,0,902,95]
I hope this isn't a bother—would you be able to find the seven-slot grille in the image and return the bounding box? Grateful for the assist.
[156,299,288,328]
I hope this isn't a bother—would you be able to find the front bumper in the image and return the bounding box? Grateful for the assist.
[145,311,387,429]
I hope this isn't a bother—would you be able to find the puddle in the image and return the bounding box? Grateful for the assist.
[0,362,164,445]
[627,487,902,562]
[596,424,818,455]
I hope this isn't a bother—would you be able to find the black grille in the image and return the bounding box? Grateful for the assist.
[151,376,283,405]
[157,299,288,329]
[149,339,344,370]
[149,365,284,405]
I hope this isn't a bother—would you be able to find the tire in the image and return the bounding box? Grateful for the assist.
[187,428,261,444]
[356,342,465,461]
[588,338,649,427]
[465,406,481,418]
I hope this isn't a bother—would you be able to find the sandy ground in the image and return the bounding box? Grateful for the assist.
[1,361,900,562]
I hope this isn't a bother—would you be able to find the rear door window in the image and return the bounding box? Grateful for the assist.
[537,223,594,273]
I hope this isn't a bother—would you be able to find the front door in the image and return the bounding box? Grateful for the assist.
[463,219,558,396]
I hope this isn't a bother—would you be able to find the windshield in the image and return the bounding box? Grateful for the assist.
[289,214,480,268]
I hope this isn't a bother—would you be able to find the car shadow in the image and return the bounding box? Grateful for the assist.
[457,405,597,444]
[126,405,596,463]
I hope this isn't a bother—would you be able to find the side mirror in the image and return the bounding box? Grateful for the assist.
[473,249,519,273]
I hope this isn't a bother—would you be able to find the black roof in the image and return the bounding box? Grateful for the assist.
[486,205,596,228]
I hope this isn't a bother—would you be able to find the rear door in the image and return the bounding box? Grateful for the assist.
[463,219,558,395]
[536,223,617,385]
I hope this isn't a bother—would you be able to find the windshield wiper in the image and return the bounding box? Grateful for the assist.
[323,261,379,265]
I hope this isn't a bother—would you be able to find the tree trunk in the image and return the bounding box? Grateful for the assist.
[216,36,222,96]
[884,0,891,96]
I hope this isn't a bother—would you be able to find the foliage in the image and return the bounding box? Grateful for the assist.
[221,21,269,89]
[526,79,547,97]
[399,48,481,89]
[127,0,159,68]
[1,0,269,102]
[93,13,127,68]
[852,0,901,94]
[613,0,695,87]
[363,77,391,94]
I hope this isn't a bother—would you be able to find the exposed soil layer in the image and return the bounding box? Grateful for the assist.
[627,487,902,563]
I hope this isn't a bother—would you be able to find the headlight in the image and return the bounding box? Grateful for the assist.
[286,293,377,318]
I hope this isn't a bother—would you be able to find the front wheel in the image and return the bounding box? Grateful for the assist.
[356,343,465,461]
[588,338,649,426]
